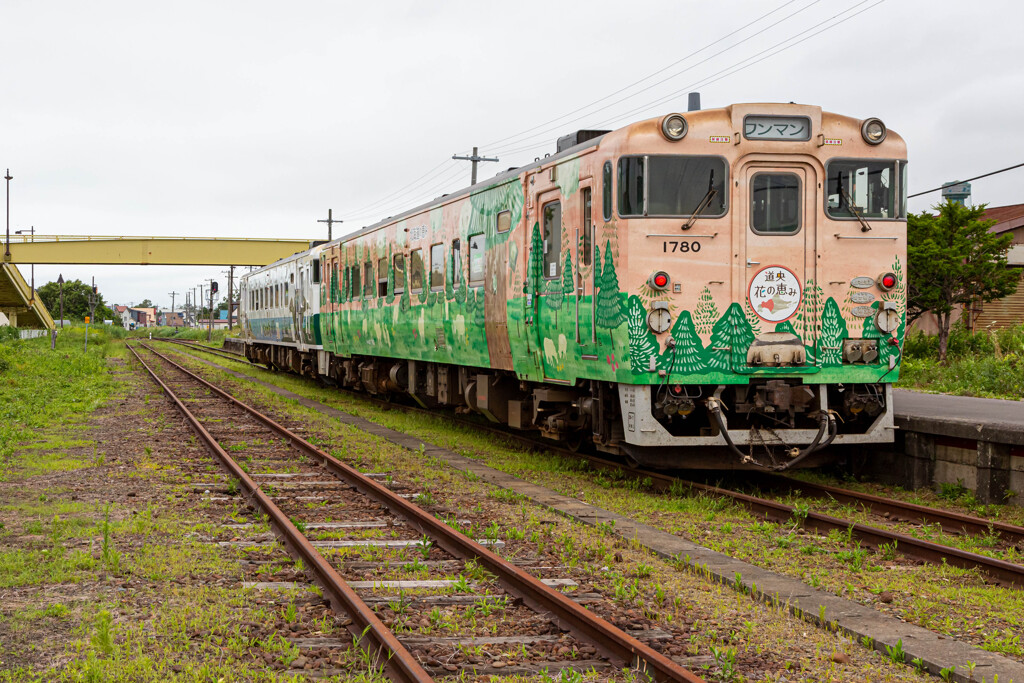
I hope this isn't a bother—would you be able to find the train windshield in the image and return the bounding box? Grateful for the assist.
[826,159,898,219]
[618,155,727,217]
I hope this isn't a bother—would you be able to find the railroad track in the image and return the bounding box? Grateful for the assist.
[128,342,706,682]
[151,339,1024,588]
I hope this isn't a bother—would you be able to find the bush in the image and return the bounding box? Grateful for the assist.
[127,326,235,343]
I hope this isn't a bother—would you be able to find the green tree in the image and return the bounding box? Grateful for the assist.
[37,279,113,322]
[817,297,847,367]
[665,310,707,375]
[595,240,627,341]
[908,200,1020,362]
[707,303,755,371]
[626,295,659,373]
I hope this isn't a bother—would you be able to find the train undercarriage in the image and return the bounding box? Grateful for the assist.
[245,341,893,470]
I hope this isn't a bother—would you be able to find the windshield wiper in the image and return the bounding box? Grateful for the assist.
[840,186,873,232]
[682,169,717,231]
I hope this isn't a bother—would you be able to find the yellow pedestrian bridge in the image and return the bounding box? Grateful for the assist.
[1,235,317,329]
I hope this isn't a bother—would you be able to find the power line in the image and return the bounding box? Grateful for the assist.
[908,162,1024,198]
[495,0,882,161]
[483,0,811,152]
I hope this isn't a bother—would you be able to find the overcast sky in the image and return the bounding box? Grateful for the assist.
[3,0,1023,310]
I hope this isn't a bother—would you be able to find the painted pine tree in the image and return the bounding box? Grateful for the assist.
[796,279,823,363]
[595,240,628,342]
[561,251,574,303]
[329,264,339,304]
[399,266,411,312]
[665,310,707,375]
[817,297,847,367]
[879,258,906,367]
[707,303,755,371]
[445,249,455,301]
[528,222,544,295]
[774,320,797,335]
[386,259,396,304]
[626,295,660,374]
[593,244,602,285]
[545,274,563,310]
[694,286,719,336]
[744,304,762,336]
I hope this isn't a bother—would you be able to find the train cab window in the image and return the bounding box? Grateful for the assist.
[899,161,908,218]
[430,243,445,291]
[452,239,462,287]
[469,234,485,285]
[750,173,801,234]
[542,201,561,279]
[582,188,593,267]
[364,263,373,297]
[377,258,388,297]
[410,248,424,293]
[602,161,612,221]
[496,211,511,234]
[393,254,405,294]
[618,155,727,217]
[826,159,898,220]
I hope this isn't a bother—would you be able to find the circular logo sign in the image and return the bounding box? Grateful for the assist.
[748,265,802,323]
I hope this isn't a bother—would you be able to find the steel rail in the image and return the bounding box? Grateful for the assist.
[754,473,1024,546]
[155,343,1024,586]
[127,344,434,683]
[136,343,705,683]
[153,337,249,363]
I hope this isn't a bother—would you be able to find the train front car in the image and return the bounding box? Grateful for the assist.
[315,103,905,470]
[602,104,906,468]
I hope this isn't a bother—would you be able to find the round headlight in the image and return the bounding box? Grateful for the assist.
[661,114,688,141]
[861,118,887,145]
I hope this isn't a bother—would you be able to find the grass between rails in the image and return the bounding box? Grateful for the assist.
[897,323,1024,399]
[162,345,941,681]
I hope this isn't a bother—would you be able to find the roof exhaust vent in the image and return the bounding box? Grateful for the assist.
[687,92,701,112]
[556,129,611,153]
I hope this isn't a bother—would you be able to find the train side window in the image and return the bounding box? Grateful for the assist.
[312,258,320,284]
[602,161,612,221]
[469,234,485,285]
[409,248,424,293]
[582,188,593,267]
[393,254,406,293]
[496,210,511,234]
[452,239,462,287]
[351,265,360,300]
[364,263,373,296]
[750,173,801,234]
[377,258,388,297]
[542,200,562,279]
[617,157,644,216]
[285,282,290,306]
[430,243,445,291]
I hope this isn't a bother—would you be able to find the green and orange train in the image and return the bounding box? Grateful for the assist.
[239,102,907,469]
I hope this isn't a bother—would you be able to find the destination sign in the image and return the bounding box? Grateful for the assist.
[743,115,811,141]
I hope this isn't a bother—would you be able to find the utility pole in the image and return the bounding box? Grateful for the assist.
[226,266,234,330]
[57,274,65,329]
[198,283,205,322]
[317,209,342,241]
[4,169,12,261]
[169,291,178,326]
[452,147,498,186]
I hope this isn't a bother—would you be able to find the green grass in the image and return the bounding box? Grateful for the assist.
[897,323,1024,399]
[0,334,124,479]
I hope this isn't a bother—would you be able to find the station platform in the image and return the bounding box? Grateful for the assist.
[858,389,1024,505]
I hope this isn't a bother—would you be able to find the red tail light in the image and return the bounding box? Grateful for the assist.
[878,272,896,291]
[648,271,670,291]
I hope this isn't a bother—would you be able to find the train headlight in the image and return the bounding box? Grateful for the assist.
[648,271,670,291]
[861,118,887,145]
[661,114,688,141]
[877,272,897,291]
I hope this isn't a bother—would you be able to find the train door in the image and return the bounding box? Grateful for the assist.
[576,184,596,357]
[740,161,818,357]
[484,212,513,371]
[534,188,567,379]
[296,262,307,348]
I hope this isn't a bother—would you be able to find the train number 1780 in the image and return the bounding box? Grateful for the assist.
[662,241,702,254]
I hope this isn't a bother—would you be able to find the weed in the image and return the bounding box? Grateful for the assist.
[91,610,114,656]
[911,657,926,673]
[885,639,905,664]
[861,636,874,650]
[413,491,436,506]
[416,535,433,560]
[226,478,239,495]
[879,539,898,561]
[284,602,297,623]
[791,501,810,527]
[635,563,654,579]
[709,645,738,680]
[939,666,955,682]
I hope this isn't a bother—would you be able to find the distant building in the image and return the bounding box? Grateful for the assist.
[161,311,185,327]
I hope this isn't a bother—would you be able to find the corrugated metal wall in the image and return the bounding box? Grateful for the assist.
[975,270,1024,330]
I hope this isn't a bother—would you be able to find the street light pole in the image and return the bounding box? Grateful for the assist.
[15,226,35,302]
[4,169,12,261]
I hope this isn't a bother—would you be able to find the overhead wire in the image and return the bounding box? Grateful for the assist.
[908,162,1024,197]
[482,0,810,151]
